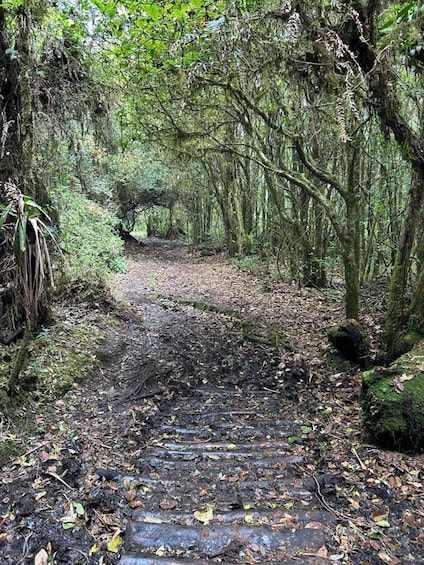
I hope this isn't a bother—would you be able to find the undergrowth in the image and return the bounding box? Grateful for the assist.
[55,189,127,287]
[0,305,106,464]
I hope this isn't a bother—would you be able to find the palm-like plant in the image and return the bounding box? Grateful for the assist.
[0,185,55,329]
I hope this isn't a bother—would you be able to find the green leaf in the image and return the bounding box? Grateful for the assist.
[107,536,123,552]
[288,435,298,443]
[301,425,312,434]
[74,502,85,516]
[14,217,27,255]
[0,203,13,231]
[143,4,162,21]
[22,196,46,218]
[62,522,75,529]
[105,2,116,18]
[376,519,390,528]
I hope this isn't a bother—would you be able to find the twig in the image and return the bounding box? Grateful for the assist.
[65,548,89,564]
[351,446,367,470]
[43,470,75,490]
[312,475,353,522]
[93,508,121,529]
[20,441,48,459]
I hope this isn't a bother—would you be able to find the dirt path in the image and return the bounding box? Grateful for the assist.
[0,240,423,564]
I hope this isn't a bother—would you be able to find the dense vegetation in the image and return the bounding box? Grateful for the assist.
[1,0,424,393]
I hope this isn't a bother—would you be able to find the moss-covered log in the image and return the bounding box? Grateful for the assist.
[328,319,371,368]
[360,341,424,451]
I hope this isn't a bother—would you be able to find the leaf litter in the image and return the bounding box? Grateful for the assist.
[0,239,423,564]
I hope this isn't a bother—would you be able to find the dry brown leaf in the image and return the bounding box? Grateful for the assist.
[129,500,143,508]
[34,549,48,565]
[159,499,178,510]
[372,509,387,522]
[124,489,137,501]
[399,373,415,382]
[305,521,324,529]
[348,497,360,509]
[317,546,329,557]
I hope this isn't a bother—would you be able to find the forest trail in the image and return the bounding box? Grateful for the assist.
[1,239,423,564]
[111,240,340,563]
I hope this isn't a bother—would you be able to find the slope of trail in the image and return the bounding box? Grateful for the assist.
[1,239,422,565]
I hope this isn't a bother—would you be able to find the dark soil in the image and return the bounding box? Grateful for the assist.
[0,239,423,564]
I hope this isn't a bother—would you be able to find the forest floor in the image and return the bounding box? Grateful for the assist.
[0,239,423,565]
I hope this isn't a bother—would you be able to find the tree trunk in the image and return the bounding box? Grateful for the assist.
[385,173,424,354]
[0,3,51,334]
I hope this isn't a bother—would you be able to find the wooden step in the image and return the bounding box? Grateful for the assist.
[124,520,327,557]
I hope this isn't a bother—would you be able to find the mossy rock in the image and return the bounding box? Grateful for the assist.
[328,319,371,368]
[360,340,424,451]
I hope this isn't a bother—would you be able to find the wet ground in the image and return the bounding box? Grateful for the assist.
[0,239,423,564]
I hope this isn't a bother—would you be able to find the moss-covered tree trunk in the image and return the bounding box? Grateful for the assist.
[341,143,362,320]
[0,2,50,336]
[347,3,424,353]
[0,5,27,332]
[385,173,424,356]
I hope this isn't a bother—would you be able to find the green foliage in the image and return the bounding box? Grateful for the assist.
[107,145,170,233]
[56,190,126,284]
[378,1,424,71]
[88,0,226,74]
[361,343,424,451]
[0,308,104,426]
[231,255,261,273]
[0,194,55,327]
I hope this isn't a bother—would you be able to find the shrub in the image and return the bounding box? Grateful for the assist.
[55,190,126,285]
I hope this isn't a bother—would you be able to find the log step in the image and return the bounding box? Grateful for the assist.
[118,382,334,564]
[125,521,327,556]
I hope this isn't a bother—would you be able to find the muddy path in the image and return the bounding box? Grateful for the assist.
[0,239,423,564]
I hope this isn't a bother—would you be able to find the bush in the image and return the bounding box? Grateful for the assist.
[56,190,126,285]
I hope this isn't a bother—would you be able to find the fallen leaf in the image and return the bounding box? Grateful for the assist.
[107,535,123,553]
[129,500,143,508]
[317,546,329,557]
[306,521,325,529]
[34,549,48,565]
[372,510,387,522]
[244,514,254,523]
[378,552,392,564]
[144,516,163,524]
[74,502,85,516]
[348,497,360,509]
[399,373,414,382]
[159,499,178,510]
[390,378,404,393]
[194,505,213,525]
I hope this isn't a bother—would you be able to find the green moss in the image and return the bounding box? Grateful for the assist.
[361,341,424,451]
[0,309,104,418]
[0,440,21,467]
[388,331,423,359]
[23,319,102,400]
